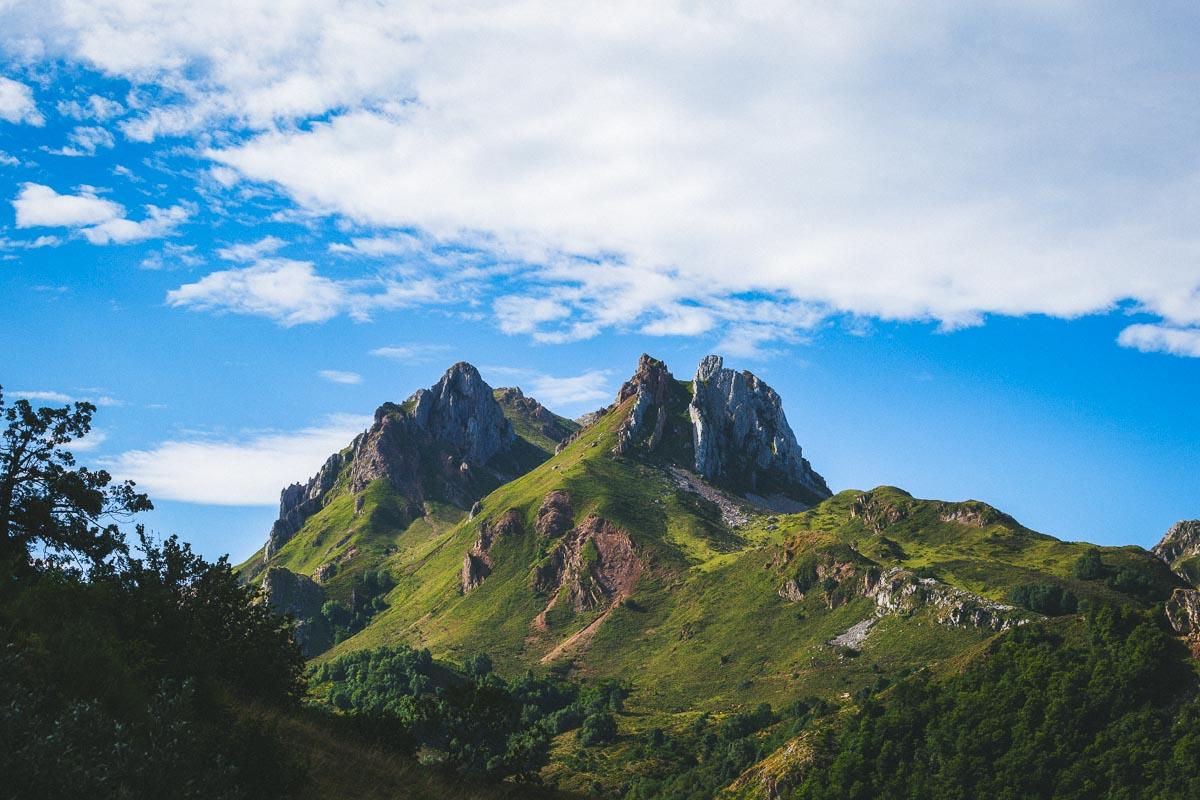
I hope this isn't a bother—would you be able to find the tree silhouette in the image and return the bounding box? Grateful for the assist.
[0,386,150,575]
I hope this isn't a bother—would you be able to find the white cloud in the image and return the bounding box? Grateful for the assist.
[485,366,613,410]
[370,345,418,360]
[0,150,19,166]
[12,183,191,244]
[1117,324,1200,358]
[318,369,362,385]
[68,429,107,452]
[105,414,371,506]
[0,76,42,125]
[8,2,1200,353]
[8,389,120,407]
[140,242,203,270]
[13,183,121,227]
[216,235,285,262]
[11,389,73,403]
[57,93,123,121]
[167,257,455,326]
[81,202,192,244]
[330,233,423,258]
[50,125,116,156]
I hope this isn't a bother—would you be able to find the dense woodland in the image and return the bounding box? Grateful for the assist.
[4,386,1200,799]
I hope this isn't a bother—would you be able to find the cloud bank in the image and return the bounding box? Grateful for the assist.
[5,2,1200,354]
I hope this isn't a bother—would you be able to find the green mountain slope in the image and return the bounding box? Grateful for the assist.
[315,357,1176,697]
[240,353,1187,797]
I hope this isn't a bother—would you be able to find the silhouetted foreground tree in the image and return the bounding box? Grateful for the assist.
[0,389,306,799]
[0,387,151,575]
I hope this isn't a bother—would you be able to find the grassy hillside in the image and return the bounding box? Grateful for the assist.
[238,380,1185,798]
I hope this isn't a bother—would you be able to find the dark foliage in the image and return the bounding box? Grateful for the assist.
[1007,583,1078,616]
[0,392,307,799]
[312,644,630,781]
[792,605,1200,800]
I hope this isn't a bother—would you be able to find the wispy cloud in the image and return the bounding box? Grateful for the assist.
[48,125,115,157]
[318,369,362,385]
[369,344,450,362]
[105,414,371,506]
[217,235,286,262]
[485,366,613,410]
[167,258,456,326]
[9,389,120,407]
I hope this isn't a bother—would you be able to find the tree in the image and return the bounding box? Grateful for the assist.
[0,388,150,574]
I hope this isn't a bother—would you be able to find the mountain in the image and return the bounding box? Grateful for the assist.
[238,362,577,653]
[242,353,1189,797]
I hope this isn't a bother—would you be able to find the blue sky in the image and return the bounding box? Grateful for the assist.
[1,2,1198,561]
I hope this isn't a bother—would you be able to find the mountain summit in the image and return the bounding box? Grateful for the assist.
[609,353,830,508]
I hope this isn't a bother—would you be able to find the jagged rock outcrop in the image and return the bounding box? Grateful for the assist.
[1165,587,1200,657]
[689,355,831,507]
[261,566,332,657]
[533,515,643,613]
[865,567,1023,631]
[266,453,346,559]
[264,362,518,563]
[410,362,515,464]
[460,509,523,593]
[778,553,1024,634]
[1153,520,1200,567]
[613,354,675,455]
[535,491,573,538]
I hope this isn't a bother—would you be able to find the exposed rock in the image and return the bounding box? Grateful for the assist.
[777,579,806,603]
[535,491,574,538]
[469,500,483,520]
[261,567,331,657]
[937,501,1010,528]
[575,408,606,428]
[460,509,523,593]
[865,567,1024,631]
[830,617,877,649]
[850,491,911,534]
[263,362,518,564]
[410,362,515,464]
[613,354,675,455]
[313,562,336,583]
[689,355,831,506]
[461,553,490,593]
[778,553,1024,634]
[533,515,643,613]
[669,466,749,528]
[1165,587,1200,657]
[266,452,345,560]
[1153,520,1200,566]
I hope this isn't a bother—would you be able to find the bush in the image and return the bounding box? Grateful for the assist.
[1008,583,1078,616]
[579,712,618,747]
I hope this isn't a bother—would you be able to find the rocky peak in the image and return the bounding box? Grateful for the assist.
[264,361,516,563]
[613,354,677,455]
[407,361,514,465]
[1153,520,1200,566]
[688,355,831,507]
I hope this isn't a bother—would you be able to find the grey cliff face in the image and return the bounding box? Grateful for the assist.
[688,355,831,506]
[261,566,331,657]
[264,362,514,563]
[409,362,514,465]
[613,354,675,455]
[1153,520,1200,566]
